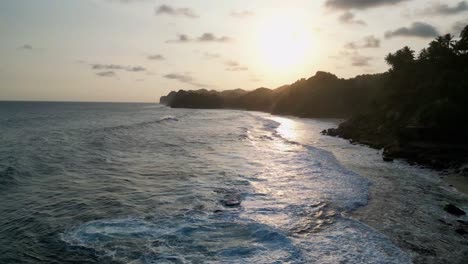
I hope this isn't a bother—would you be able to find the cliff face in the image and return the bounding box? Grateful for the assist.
[159,91,177,105]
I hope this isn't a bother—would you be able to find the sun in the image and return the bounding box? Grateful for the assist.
[257,13,313,71]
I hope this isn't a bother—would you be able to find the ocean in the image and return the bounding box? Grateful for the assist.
[0,101,431,263]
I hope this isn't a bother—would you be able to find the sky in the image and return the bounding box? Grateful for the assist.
[0,0,467,102]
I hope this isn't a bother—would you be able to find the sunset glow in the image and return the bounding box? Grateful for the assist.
[257,14,314,71]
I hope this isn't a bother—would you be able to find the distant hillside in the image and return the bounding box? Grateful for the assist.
[160,71,385,118]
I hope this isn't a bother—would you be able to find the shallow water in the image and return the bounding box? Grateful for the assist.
[0,102,419,263]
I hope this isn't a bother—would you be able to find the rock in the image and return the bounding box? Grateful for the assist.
[462,167,468,176]
[383,156,394,162]
[455,227,467,235]
[443,203,466,216]
[221,193,241,207]
[323,128,339,137]
[222,198,241,207]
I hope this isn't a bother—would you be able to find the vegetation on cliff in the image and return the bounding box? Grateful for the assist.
[328,25,468,168]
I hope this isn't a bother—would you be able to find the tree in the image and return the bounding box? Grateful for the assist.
[423,34,456,62]
[385,46,415,71]
[455,25,468,55]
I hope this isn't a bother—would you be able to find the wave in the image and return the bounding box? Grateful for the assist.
[159,115,178,122]
[96,115,180,134]
[62,216,305,263]
[258,115,369,211]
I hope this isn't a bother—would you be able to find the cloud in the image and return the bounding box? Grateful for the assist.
[166,33,231,43]
[91,64,147,72]
[345,35,380,49]
[108,0,149,3]
[163,73,207,87]
[197,33,231,42]
[326,0,410,10]
[106,0,150,3]
[225,60,248,71]
[166,34,191,43]
[203,52,221,60]
[128,66,146,72]
[155,4,198,18]
[422,1,468,15]
[147,54,165,60]
[385,22,439,38]
[96,71,116,77]
[338,12,366,25]
[351,55,373,67]
[230,10,255,18]
[453,20,468,34]
[18,44,33,50]
[330,50,373,67]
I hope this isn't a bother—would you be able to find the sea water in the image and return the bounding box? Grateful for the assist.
[0,102,411,263]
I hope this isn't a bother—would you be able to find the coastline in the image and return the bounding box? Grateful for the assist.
[323,124,468,264]
[443,172,468,195]
[269,115,468,263]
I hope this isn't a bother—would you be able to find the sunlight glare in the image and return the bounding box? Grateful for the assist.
[257,12,314,71]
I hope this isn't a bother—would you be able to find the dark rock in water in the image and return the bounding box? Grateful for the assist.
[455,227,467,235]
[323,128,339,137]
[221,193,241,207]
[462,167,468,176]
[383,156,394,162]
[213,209,223,214]
[222,198,241,207]
[443,203,466,216]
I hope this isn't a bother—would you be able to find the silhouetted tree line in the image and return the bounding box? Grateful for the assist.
[329,25,468,168]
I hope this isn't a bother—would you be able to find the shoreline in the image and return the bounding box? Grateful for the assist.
[442,173,468,195]
[270,114,468,263]
[169,105,468,197]
[323,132,468,263]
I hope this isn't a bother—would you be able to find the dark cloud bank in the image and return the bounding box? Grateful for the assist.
[423,1,468,15]
[326,0,409,10]
[385,22,439,39]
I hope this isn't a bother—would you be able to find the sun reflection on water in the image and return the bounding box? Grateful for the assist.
[270,116,299,142]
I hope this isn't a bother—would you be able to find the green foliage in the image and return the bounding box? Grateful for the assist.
[342,24,468,144]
